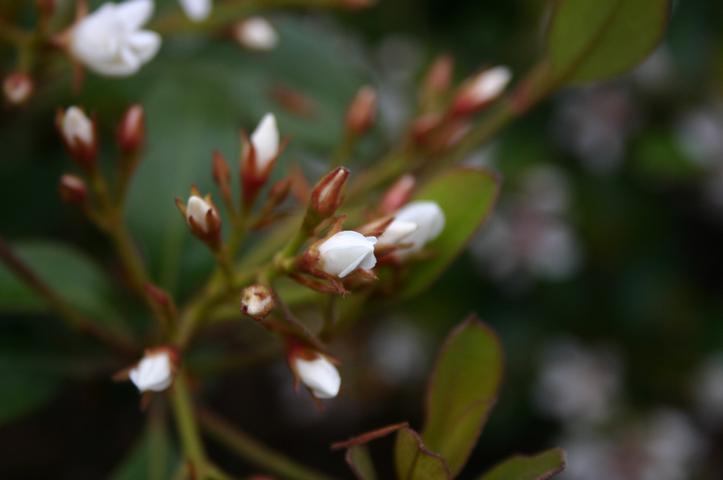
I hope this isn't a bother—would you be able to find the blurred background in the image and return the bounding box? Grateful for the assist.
[1,0,723,478]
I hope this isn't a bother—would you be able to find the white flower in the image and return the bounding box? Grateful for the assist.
[129,350,173,392]
[385,201,445,257]
[318,231,377,278]
[250,113,280,173]
[294,353,341,399]
[61,106,94,147]
[377,219,418,245]
[234,17,278,51]
[179,0,211,22]
[70,0,161,77]
[186,195,212,232]
[466,66,511,104]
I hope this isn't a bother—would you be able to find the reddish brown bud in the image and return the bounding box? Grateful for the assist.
[450,66,512,117]
[145,283,170,307]
[3,72,33,105]
[310,167,350,219]
[379,174,415,214]
[346,86,377,136]
[117,104,145,154]
[212,150,231,187]
[268,178,292,206]
[411,113,443,146]
[422,54,454,98]
[57,106,97,171]
[240,284,275,320]
[58,174,88,206]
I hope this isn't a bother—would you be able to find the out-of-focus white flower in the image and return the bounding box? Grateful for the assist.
[534,339,621,424]
[382,201,444,258]
[293,352,341,399]
[368,321,428,385]
[179,0,211,22]
[186,195,213,233]
[693,353,723,425]
[675,106,723,167]
[318,231,377,278]
[249,113,280,173]
[129,349,174,392]
[234,17,278,51]
[559,433,620,480]
[70,0,161,77]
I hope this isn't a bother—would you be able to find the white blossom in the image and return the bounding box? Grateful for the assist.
[377,219,418,245]
[250,113,280,173]
[186,195,212,232]
[61,106,94,147]
[318,231,377,278]
[129,350,173,392]
[466,66,512,104]
[234,17,278,51]
[179,0,212,22]
[385,201,445,258]
[70,0,161,77]
[294,353,341,399]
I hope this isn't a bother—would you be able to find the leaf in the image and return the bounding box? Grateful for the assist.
[0,241,126,331]
[346,445,378,480]
[400,167,500,299]
[0,350,63,425]
[422,316,504,477]
[394,427,451,480]
[479,448,566,480]
[546,0,670,84]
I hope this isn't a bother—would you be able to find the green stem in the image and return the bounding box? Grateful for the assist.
[198,408,334,480]
[170,373,208,473]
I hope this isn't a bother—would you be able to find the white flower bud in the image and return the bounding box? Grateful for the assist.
[70,0,161,77]
[240,284,274,319]
[129,350,173,392]
[388,201,445,258]
[318,231,377,278]
[234,17,278,51]
[186,195,212,232]
[61,106,94,147]
[466,66,511,104]
[250,113,280,173]
[294,353,341,399]
[179,0,212,21]
[377,219,418,245]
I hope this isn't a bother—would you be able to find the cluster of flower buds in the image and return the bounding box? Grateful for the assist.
[3,72,33,105]
[233,17,278,51]
[287,341,341,399]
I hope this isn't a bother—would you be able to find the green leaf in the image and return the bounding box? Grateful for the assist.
[346,445,378,480]
[0,350,63,425]
[400,167,499,299]
[546,0,670,84]
[0,241,125,331]
[395,427,451,480]
[111,421,179,480]
[479,448,566,480]
[422,316,504,477]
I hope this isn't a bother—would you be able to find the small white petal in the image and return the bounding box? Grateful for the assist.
[186,195,211,232]
[235,17,278,50]
[294,354,341,399]
[127,30,162,62]
[318,231,377,278]
[116,0,155,30]
[377,219,418,245]
[179,0,212,22]
[392,201,445,258]
[62,107,94,146]
[250,113,280,172]
[468,66,511,104]
[129,351,173,392]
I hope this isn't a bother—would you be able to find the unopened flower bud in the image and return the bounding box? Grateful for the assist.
[57,106,97,170]
[117,104,145,154]
[451,66,511,117]
[58,174,88,206]
[179,0,212,22]
[379,201,445,258]
[176,188,222,247]
[70,0,161,77]
[242,113,281,205]
[233,17,278,51]
[212,150,231,187]
[310,167,349,220]
[240,284,274,319]
[268,178,292,205]
[290,348,341,399]
[346,86,377,136]
[318,231,377,278]
[379,174,415,214]
[421,54,454,98]
[3,72,33,105]
[129,348,178,393]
